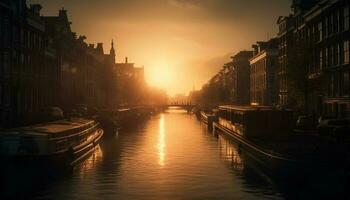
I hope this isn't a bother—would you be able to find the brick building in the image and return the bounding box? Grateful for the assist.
[250,39,279,106]
[230,51,253,105]
[280,0,349,118]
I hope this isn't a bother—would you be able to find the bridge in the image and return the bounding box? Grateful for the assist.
[165,103,196,112]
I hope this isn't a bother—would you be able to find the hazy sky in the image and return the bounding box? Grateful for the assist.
[28,0,292,96]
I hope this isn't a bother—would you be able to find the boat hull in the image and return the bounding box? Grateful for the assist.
[213,122,339,180]
[199,112,218,131]
[1,128,103,170]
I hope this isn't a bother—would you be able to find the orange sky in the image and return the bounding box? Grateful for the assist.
[29,0,291,96]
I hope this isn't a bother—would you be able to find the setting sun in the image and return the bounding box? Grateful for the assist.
[147,61,175,92]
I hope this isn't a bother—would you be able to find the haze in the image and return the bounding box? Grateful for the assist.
[28,0,291,96]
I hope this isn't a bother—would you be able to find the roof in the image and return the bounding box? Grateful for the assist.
[219,105,275,112]
[5,118,95,135]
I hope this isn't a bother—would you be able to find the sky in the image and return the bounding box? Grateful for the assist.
[28,0,292,96]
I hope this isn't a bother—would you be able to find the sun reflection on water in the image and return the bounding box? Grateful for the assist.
[218,136,244,172]
[78,145,103,176]
[158,114,166,166]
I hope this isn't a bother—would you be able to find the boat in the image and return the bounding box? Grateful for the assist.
[0,118,103,169]
[199,111,218,131]
[99,106,152,133]
[213,105,347,178]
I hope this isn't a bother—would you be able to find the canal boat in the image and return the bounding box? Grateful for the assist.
[0,118,103,168]
[213,105,346,178]
[199,111,218,131]
[98,106,152,134]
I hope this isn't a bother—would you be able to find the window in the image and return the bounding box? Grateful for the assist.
[319,50,323,70]
[0,85,2,105]
[334,11,339,33]
[0,17,2,43]
[335,72,340,97]
[334,44,339,65]
[324,18,328,38]
[329,46,334,66]
[3,52,9,73]
[329,15,334,35]
[4,86,10,106]
[325,47,328,67]
[344,41,349,64]
[318,22,323,41]
[329,74,334,97]
[345,6,350,30]
[340,42,345,64]
[3,17,9,47]
[344,71,349,96]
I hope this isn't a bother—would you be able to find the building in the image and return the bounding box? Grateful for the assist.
[301,0,350,118]
[0,1,60,127]
[43,9,117,111]
[250,39,279,106]
[230,51,253,105]
[115,57,146,106]
[277,15,295,107]
[280,0,349,118]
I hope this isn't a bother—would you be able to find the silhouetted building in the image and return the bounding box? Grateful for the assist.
[42,8,78,110]
[42,9,117,111]
[279,0,349,118]
[250,39,278,106]
[0,1,60,127]
[115,57,146,105]
[302,0,350,118]
[277,16,295,107]
[230,51,253,105]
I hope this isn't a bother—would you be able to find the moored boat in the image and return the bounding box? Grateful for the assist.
[0,118,103,168]
[213,105,347,178]
[200,111,218,131]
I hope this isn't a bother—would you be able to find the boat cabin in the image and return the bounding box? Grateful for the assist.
[218,105,294,138]
[0,118,100,156]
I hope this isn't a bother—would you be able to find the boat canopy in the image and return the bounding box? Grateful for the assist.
[218,105,294,137]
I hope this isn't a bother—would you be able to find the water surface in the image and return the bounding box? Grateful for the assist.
[29,108,346,199]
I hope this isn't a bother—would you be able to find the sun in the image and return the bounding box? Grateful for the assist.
[147,61,175,89]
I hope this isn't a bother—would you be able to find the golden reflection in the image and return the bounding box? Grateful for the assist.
[218,136,244,171]
[79,145,103,176]
[158,114,166,166]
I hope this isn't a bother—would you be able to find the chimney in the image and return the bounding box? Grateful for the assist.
[96,43,104,54]
[125,57,128,63]
[30,4,42,16]
[88,44,94,49]
[59,8,67,18]
[252,45,259,56]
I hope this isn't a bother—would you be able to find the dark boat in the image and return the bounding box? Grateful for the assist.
[98,106,152,134]
[199,111,218,131]
[213,105,347,178]
[0,118,103,169]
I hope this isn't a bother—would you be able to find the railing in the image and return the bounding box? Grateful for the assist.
[48,123,100,153]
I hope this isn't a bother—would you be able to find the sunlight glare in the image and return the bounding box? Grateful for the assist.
[148,61,174,89]
[158,114,166,166]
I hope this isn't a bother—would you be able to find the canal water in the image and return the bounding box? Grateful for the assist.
[3,108,347,199]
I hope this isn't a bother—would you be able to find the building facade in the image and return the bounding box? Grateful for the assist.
[277,15,295,107]
[284,0,350,118]
[115,57,146,106]
[230,51,253,105]
[0,1,60,127]
[303,0,350,118]
[250,39,279,106]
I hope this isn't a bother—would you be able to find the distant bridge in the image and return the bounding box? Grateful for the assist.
[165,103,196,111]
